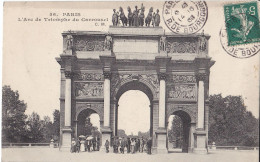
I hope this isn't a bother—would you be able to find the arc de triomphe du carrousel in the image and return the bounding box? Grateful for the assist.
[56,23,215,154]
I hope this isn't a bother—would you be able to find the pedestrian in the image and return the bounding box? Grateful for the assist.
[115,137,120,153]
[137,138,140,152]
[86,140,91,152]
[92,137,96,151]
[97,137,100,151]
[105,140,110,153]
[71,138,76,153]
[147,137,152,155]
[140,137,144,153]
[131,138,135,154]
[127,137,131,153]
[76,138,80,153]
[120,137,126,154]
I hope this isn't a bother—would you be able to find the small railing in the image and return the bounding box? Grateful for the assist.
[208,145,259,151]
[2,143,59,148]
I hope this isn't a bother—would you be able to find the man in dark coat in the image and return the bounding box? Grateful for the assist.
[127,137,131,153]
[120,137,126,154]
[105,140,110,153]
[147,137,152,155]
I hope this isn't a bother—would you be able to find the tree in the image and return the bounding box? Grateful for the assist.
[41,116,53,142]
[26,112,44,142]
[2,85,27,142]
[118,129,127,137]
[209,94,259,146]
[168,116,183,148]
[52,109,60,141]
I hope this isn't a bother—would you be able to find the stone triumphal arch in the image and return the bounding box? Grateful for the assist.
[56,26,215,154]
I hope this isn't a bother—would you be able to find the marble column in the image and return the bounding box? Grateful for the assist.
[101,71,112,151]
[197,74,206,129]
[156,72,168,153]
[194,73,207,154]
[159,73,166,128]
[61,71,73,151]
[65,72,72,127]
[104,72,111,127]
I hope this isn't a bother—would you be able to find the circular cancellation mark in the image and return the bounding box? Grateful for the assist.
[163,1,208,34]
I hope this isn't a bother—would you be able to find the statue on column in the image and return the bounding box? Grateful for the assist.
[112,9,118,26]
[199,30,207,52]
[145,7,153,27]
[104,33,113,50]
[127,6,133,26]
[160,35,167,51]
[154,9,160,27]
[119,7,128,26]
[133,6,139,26]
[138,4,145,26]
[66,32,73,50]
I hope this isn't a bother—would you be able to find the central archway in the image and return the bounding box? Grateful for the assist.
[115,80,154,138]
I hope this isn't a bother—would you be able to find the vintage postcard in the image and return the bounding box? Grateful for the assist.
[2,1,259,162]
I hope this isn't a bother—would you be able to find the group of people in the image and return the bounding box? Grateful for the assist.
[105,137,153,155]
[71,137,100,153]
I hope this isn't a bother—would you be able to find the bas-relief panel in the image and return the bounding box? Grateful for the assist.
[74,36,104,51]
[74,73,104,81]
[167,74,197,101]
[75,82,103,98]
[166,38,197,54]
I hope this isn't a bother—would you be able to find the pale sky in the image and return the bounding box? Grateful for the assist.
[2,2,259,134]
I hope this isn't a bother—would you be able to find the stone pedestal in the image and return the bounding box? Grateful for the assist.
[155,128,168,154]
[100,127,112,152]
[60,128,72,151]
[193,130,207,154]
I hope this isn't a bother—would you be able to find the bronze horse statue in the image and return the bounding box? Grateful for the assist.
[127,6,133,26]
[145,7,153,27]
[119,7,128,26]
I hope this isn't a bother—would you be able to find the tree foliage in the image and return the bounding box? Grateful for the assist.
[209,94,259,146]
[168,116,183,148]
[2,85,27,142]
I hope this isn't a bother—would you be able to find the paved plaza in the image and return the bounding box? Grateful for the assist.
[2,148,259,162]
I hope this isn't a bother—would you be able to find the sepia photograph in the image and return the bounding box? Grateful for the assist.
[1,1,259,162]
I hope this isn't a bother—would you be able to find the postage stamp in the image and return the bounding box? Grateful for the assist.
[224,2,260,46]
[220,27,260,58]
[163,1,208,34]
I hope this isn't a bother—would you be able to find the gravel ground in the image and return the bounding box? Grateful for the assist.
[1,148,259,162]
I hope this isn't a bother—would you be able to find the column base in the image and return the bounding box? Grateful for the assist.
[60,127,72,151]
[188,147,194,153]
[193,129,208,154]
[155,128,167,154]
[100,127,112,152]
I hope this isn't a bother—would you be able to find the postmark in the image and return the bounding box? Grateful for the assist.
[163,1,208,34]
[220,27,260,58]
[224,2,260,46]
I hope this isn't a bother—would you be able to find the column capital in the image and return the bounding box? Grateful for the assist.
[103,71,112,79]
[65,71,74,79]
[196,73,207,82]
[158,72,167,80]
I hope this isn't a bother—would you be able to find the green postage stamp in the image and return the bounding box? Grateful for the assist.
[224,2,260,46]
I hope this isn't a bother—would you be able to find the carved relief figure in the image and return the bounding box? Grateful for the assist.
[112,9,118,26]
[104,33,113,50]
[168,84,196,100]
[139,4,145,26]
[75,83,104,97]
[127,6,133,26]
[160,35,167,51]
[145,7,153,27]
[154,9,160,27]
[199,30,207,52]
[119,7,128,26]
[66,34,73,50]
